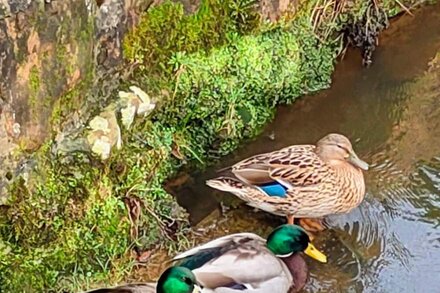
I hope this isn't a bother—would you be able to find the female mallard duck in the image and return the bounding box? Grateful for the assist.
[206,133,369,228]
[83,224,326,293]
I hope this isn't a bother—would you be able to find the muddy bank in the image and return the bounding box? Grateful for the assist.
[0,0,436,292]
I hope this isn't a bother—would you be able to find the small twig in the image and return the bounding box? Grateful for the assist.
[171,65,184,103]
[310,0,322,31]
[143,203,166,228]
[365,4,372,37]
[372,0,380,15]
[394,0,414,16]
[339,41,350,60]
[124,184,168,236]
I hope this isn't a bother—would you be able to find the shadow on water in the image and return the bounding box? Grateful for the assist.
[166,4,440,292]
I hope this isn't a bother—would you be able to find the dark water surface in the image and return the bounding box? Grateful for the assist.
[173,4,440,292]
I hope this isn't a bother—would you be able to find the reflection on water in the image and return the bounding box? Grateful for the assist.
[169,4,440,292]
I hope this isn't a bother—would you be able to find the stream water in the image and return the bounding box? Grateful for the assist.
[167,4,440,293]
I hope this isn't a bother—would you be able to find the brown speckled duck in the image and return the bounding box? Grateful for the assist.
[207,133,369,230]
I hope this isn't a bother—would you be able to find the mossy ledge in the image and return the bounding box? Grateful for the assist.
[0,0,435,292]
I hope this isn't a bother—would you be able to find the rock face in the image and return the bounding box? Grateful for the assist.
[1,1,90,150]
[0,0,150,201]
[260,0,298,21]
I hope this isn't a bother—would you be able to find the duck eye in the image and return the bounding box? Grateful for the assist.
[183,277,193,285]
[336,144,348,152]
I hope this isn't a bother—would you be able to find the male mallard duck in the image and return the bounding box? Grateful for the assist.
[206,133,369,229]
[83,266,201,293]
[83,224,326,293]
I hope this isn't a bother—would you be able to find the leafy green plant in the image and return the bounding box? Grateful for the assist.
[123,0,260,78]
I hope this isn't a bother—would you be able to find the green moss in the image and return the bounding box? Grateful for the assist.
[0,147,133,291]
[152,25,335,160]
[121,0,338,166]
[50,49,95,131]
[2,205,131,291]
[29,66,40,93]
[28,65,41,112]
[123,0,260,80]
[50,80,87,130]
[0,122,188,292]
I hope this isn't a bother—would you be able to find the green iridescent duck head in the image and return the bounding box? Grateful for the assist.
[266,224,327,263]
[156,266,202,293]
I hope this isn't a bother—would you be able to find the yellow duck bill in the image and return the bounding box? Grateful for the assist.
[304,243,327,263]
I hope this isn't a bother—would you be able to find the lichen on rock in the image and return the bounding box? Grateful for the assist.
[119,85,156,129]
